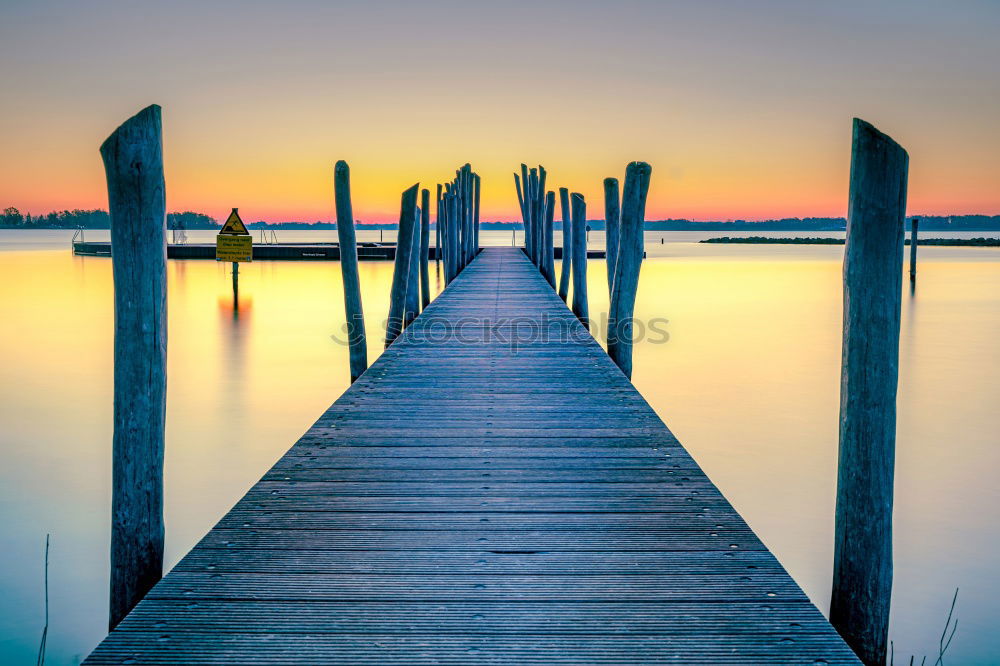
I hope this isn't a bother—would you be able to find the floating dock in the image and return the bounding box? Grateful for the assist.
[72,241,606,260]
[84,247,858,664]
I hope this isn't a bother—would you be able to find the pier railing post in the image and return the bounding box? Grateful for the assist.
[831,118,908,666]
[334,160,367,382]
[909,216,919,282]
[420,188,431,309]
[385,183,419,347]
[435,184,442,269]
[542,190,556,288]
[404,206,421,328]
[604,177,621,295]
[570,192,590,328]
[558,187,572,302]
[608,162,651,379]
[473,172,481,256]
[100,104,167,630]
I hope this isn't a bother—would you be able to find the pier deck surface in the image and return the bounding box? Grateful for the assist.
[85,247,859,664]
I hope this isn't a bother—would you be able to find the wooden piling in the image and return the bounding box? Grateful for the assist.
[447,192,460,283]
[520,164,532,258]
[830,118,908,666]
[909,217,919,282]
[100,104,167,630]
[384,183,419,347]
[435,184,442,268]
[527,168,538,265]
[473,173,481,257]
[419,188,431,309]
[404,206,421,328]
[535,166,547,272]
[608,162,652,379]
[570,192,589,328]
[558,187,572,302]
[604,177,621,295]
[542,190,557,288]
[333,160,367,383]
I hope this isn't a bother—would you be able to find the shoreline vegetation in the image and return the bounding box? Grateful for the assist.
[3,207,1000,232]
[701,236,1000,246]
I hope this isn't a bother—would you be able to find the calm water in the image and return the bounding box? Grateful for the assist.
[1,229,998,663]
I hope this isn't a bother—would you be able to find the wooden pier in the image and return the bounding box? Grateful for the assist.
[84,247,858,664]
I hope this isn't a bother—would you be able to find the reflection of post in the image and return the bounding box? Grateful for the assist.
[608,162,651,379]
[909,217,919,282]
[570,193,589,329]
[100,104,166,630]
[334,160,367,382]
[231,262,239,313]
[831,118,908,666]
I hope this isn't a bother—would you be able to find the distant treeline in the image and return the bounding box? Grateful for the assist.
[4,206,1000,232]
[703,236,1000,246]
[0,207,217,229]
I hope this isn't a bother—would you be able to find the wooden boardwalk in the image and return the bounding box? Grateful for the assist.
[85,247,859,664]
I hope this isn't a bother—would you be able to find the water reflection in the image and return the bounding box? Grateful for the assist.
[0,232,998,663]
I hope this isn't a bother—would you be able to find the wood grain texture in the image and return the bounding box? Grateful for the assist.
[85,248,858,665]
[831,118,907,666]
[384,184,419,347]
[608,162,651,379]
[100,104,167,630]
[604,177,621,295]
[334,161,368,382]
[570,193,590,328]
[558,187,572,302]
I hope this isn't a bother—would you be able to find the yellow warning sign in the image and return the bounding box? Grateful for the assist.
[216,208,252,262]
[217,235,252,262]
[219,208,250,235]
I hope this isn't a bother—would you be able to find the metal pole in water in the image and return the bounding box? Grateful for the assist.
[232,262,239,311]
[909,216,919,282]
[100,104,167,630]
[334,160,367,383]
[831,118,908,666]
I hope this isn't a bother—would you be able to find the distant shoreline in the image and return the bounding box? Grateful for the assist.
[700,236,1000,246]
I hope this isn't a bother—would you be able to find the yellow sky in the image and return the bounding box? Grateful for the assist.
[1,1,998,222]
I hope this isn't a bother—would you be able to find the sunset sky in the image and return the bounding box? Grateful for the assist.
[1,0,998,223]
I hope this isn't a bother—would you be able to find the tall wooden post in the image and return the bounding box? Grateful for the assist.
[535,166,547,273]
[558,187,572,302]
[514,172,528,250]
[520,164,531,257]
[604,177,621,295]
[404,206,421,328]
[527,168,538,266]
[334,160,367,383]
[447,192,460,283]
[909,217,919,282]
[419,188,431,309]
[831,118,908,666]
[542,190,556,288]
[608,162,651,379]
[101,104,167,630]
[435,184,442,268]
[473,173,481,257]
[385,183,419,347]
[570,192,589,329]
